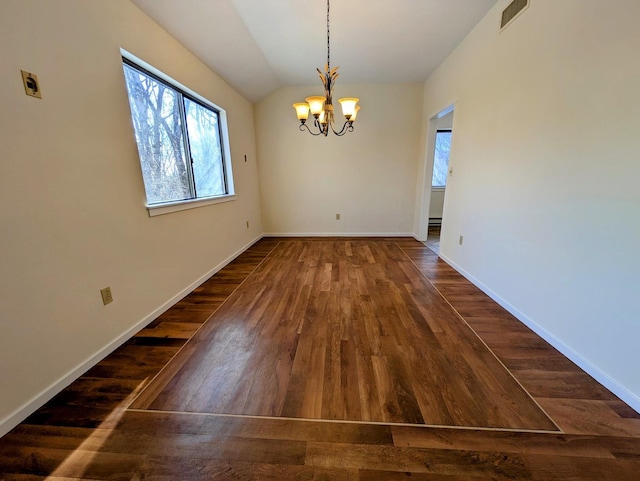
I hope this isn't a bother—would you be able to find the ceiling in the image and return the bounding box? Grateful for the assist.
[130,0,499,102]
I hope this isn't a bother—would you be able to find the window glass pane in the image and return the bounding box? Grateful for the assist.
[123,64,191,204]
[431,131,452,188]
[184,98,226,197]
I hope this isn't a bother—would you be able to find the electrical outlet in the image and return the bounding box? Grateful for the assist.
[100,287,113,305]
[336,213,340,220]
[459,235,464,246]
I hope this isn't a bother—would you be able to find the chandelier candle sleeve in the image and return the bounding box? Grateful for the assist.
[339,98,359,119]
[292,0,361,137]
[293,103,310,122]
[305,96,326,117]
[351,105,360,122]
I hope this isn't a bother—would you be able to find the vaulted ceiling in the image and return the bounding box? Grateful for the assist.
[130,0,499,102]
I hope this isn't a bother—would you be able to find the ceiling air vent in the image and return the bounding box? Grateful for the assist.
[500,0,529,31]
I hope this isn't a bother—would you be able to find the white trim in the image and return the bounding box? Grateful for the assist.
[125,409,560,435]
[147,194,236,217]
[0,234,263,438]
[439,252,640,414]
[414,101,456,243]
[262,232,414,238]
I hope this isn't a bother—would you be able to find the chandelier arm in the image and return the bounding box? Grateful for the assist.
[299,122,325,136]
[330,120,355,136]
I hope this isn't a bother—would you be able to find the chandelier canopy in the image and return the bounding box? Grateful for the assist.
[292,0,360,137]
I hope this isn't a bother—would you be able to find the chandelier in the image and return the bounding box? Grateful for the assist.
[292,0,360,136]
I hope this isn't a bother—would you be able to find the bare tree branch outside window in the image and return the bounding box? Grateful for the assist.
[432,130,452,188]
[122,61,228,205]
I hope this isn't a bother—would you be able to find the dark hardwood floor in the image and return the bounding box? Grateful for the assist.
[130,239,556,431]
[1,238,639,480]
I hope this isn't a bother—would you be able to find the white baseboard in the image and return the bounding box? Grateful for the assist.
[0,234,264,438]
[263,232,414,237]
[439,253,640,414]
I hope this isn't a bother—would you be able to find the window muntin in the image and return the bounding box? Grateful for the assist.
[431,130,452,188]
[122,58,230,206]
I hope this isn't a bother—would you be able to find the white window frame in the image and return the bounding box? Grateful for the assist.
[121,50,235,217]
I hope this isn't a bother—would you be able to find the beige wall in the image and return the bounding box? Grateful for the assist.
[417,0,640,409]
[429,190,445,220]
[0,0,263,434]
[256,84,423,235]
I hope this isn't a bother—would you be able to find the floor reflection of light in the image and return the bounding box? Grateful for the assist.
[45,379,148,479]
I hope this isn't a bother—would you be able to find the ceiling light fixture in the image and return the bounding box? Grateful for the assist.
[292,0,360,137]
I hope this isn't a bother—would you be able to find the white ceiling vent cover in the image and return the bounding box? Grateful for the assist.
[500,0,529,31]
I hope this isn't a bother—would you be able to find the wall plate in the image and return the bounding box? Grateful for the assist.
[21,70,42,99]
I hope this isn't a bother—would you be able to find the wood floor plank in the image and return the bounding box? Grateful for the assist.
[136,457,359,481]
[536,398,640,437]
[135,321,201,339]
[391,426,618,458]
[306,441,533,478]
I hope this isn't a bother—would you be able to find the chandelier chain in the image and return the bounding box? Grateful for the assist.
[326,0,330,70]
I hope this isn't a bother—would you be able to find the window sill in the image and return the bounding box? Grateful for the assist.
[431,186,446,191]
[147,194,236,217]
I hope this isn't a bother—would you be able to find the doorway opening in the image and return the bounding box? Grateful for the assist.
[426,106,454,253]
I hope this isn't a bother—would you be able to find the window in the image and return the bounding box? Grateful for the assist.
[122,57,234,213]
[431,130,452,188]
